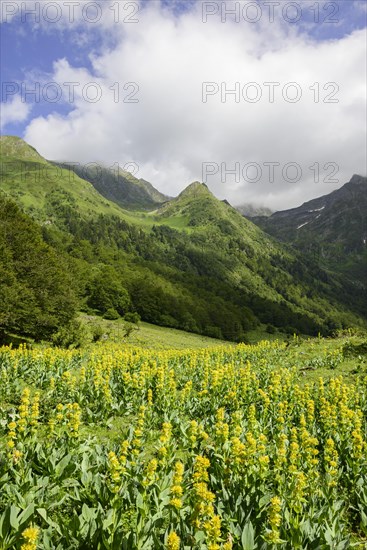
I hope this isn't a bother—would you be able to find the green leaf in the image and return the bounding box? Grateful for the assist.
[241,521,255,550]
[55,454,71,477]
[82,504,95,522]
[103,509,114,530]
[0,506,12,541]
[136,493,145,510]
[9,505,20,530]
[18,504,35,528]
[42,529,52,550]
[81,454,89,474]
[37,508,48,522]
[258,494,271,508]
[194,531,206,543]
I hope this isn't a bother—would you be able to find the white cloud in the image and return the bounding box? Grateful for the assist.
[22,1,367,209]
[1,95,32,130]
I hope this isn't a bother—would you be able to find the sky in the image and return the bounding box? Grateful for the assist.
[1,0,366,209]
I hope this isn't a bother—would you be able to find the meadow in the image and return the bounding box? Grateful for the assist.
[0,332,366,549]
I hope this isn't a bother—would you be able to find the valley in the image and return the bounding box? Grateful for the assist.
[1,136,366,347]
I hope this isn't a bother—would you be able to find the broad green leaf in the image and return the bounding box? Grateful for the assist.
[241,521,255,550]
[9,505,20,530]
[18,504,35,528]
[37,508,48,522]
[55,454,71,477]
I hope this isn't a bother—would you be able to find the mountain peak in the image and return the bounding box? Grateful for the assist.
[348,174,367,186]
[0,135,45,162]
[179,181,212,199]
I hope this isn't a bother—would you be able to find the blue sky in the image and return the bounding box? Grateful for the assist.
[1,7,118,132]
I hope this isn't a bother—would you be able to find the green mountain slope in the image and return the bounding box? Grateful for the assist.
[0,135,131,222]
[151,181,366,322]
[0,136,366,342]
[252,175,367,286]
[52,161,169,211]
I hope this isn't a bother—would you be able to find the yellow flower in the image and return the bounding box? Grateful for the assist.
[147,458,158,477]
[264,496,283,544]
[204,514,221,541]
[22,526,39,542]
[269,496,282,527]
[259,455,270,467]
[193,455,210,482]
[143,458,158,487]
[12,449,22,463]
[171,484,183,496]
[21,525,40,550]
[169,497,183,509]
[147,388,153,405]
[158,446,167,457]
[223,536,233,550]
[174,461,184,478]
[166,531,180,550]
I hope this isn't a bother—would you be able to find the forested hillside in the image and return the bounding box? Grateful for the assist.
[0,136,366,343]
[0,196,78,343]
[251,175,367,287]
[53,161,169,211]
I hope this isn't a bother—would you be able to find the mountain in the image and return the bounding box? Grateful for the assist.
[155,181,273,241]
[52,161,169,211]
[152,181,366,328]
[0,135,45,162]
[1,137,366,342]
[236,204,273,217]
[252,175,367,286]
[139,178,170,205]
[0,135,129,222]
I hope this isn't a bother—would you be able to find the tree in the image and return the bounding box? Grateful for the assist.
[0,195,78,342]
[86,265,131,316]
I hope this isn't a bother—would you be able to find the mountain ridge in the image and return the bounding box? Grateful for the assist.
[1,136,366,341]
[0,135,46,162]
[251,175,367,286]
[51,161,169,211]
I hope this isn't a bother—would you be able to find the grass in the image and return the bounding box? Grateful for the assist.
[79,316,367,385]
[80,315,232,349]
[285,332,367,384]
[80,315,318,350]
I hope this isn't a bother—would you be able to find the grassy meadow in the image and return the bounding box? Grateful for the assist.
[0,329,366,549]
